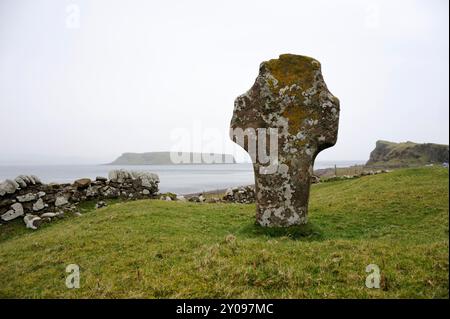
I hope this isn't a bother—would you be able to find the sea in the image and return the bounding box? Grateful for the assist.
[0,161,364,194]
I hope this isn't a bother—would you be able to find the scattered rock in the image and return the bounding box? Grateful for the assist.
[55,211,65,218]
[20,175,31,184]
[40,212,57,218]
[136,172,159,191]
[95,201,107,209]
[108,169,129,183]
[223,186,255,204]
[176,195,186,201]
[311,175,321,184]
[101,186,119,198]
[31,175,42,184]
[142,189,150,195]
[11,202,23,215]
[23,214,42,230]
[159,192,177,201]
[1,210,16,221]
[14,176,27,188]
[17,193,37,203]
[188,196,201,203]
[74,178,91,189]
[32,198,45,211]
[1,203,25,221]
[188,194,206,203]
[0,179,19,196]
[108,169,159,193]
[55,196,69,207]
[95,176,108,182]
[0,198,15,208]
[86,186,99,197]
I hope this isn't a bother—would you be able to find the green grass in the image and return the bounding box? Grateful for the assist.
[0,167,448,298]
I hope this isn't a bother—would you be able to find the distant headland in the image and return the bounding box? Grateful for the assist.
[108,152,237,165]
[365,140,449,168]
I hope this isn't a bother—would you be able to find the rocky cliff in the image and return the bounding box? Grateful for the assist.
[366,140,449,168]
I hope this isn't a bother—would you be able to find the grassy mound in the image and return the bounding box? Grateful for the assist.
[0,167,448,298]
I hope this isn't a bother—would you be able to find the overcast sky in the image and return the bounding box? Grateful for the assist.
[0,0,448,164]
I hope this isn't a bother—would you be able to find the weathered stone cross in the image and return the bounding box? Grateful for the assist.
[230,54,340,227]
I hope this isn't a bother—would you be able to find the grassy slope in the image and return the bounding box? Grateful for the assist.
[0,167,448,298]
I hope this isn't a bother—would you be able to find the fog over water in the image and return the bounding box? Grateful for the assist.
[0,0,448,166]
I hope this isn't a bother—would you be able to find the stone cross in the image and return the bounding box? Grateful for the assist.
[230,54,340,227]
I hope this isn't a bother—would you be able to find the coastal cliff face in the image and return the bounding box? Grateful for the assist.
[366,140,449,168]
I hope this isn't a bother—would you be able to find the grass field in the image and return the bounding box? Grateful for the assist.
[0,167,448,298]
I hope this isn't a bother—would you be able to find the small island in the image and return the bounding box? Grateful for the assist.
[108,152,237,165]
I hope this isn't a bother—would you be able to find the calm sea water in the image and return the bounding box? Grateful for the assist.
[0,161,364,194]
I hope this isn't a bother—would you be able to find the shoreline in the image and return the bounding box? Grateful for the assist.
[181,163,401,197]
[0,162,366,195]
[182,164,366,197]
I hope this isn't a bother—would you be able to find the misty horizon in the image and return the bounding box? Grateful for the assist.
[0,0,449,165]
[0,152,369,166]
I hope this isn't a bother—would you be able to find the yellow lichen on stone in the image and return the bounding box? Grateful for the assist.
[282,106,309,134]
[264,54,320,90]
[264,54,323,136]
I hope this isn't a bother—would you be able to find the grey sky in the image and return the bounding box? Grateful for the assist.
[0,0,448,164]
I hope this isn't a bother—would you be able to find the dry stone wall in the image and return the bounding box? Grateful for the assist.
[0,170,159,229]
